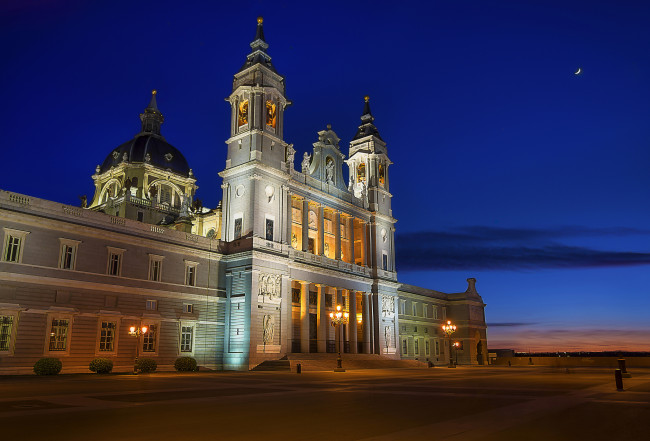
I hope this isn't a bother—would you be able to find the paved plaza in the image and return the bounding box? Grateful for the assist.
[1,366,649,440]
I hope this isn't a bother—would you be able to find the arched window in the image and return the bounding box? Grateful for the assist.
[357,163,366,183]
[206,228,216,239]
[238,100,249,127]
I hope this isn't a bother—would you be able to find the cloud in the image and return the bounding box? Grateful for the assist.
[396,226,650,271]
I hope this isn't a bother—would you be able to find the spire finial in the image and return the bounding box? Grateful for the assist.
[141,90,164,135]
[152,89,157,96]
[257,16,263,24]
[364,95,369,102]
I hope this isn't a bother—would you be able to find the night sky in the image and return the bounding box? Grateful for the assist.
[2,0,649,351]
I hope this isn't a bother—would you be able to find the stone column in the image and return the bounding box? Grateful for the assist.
[221,183,230,241]
[300,281,310,353]
[284,188,292,245]
[302,199,309,252]
[316,284,327,353]
[366,222,373,268]
[282,276,291,353]
[317,205,324,256]
[349,290,358,354]
[348,217,355,265]
[362,292,371,354]
[334,211,341,260]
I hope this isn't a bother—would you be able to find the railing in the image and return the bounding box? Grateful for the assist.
[8,194,29,205]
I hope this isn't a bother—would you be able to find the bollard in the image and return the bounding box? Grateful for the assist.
[614,369,623,391]
[618,358,631,378]
[296,363,301,374]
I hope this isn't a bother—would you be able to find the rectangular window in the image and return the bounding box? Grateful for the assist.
[0,315,14,351]
[2,229,29,263]
[148,255,164,282]
[185,262,198,286]
[145,299,158,311]
[426,340,430,355]
[325,294,333,308]
[180,326,193,352]
[382,252,388,271]
[265,218,274,241]
[402,339,408,355]
[58,239,81,270]
[423,305,429,318]
[399,300,406,315]
[309,291,317,306]
[435,340,440,356]
[48,318,69,351]
[414,339,419,355]
[98,321,116,352]
[142,324,157,352]
[433,306,439,320]
[412,303,418,317]
[106,247,125,276]
[183,304,193,314]
[234,216,242,239]
[291,288,301,304]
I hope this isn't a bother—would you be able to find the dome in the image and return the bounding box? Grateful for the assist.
[99,133,191,176]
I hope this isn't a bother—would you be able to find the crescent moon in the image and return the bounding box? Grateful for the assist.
[574,68,582,75]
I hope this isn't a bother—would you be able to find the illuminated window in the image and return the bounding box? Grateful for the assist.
[378,163,385,186]
[142,324,157,352]
[180,325,194,353]
[98,321,116,352]
[106,247,125,276]
[0,315,15,352]
[2,228,29,263]
[357,163,366,183]
[48,318,69,351]
[266,100,277,128]
[238,100,249,126]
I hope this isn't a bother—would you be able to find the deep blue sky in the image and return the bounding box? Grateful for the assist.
[2,0,649,351]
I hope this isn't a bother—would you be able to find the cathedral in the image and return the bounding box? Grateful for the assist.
[0,18,487,373]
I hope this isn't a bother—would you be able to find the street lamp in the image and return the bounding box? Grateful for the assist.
[329,304,349,372]
[442,320,457,368]
[453,341,460,366]
[128,325,148,374]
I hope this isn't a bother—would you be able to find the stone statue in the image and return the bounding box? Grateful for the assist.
[384,325,392,348]
[301,152,311,174]
[325,159,334,185]
[286,144,295,169]
[79,195,87,208]
[144,153,151,163]
[179,195,192,218]
[263,314,275,344]
[122,152,128,162]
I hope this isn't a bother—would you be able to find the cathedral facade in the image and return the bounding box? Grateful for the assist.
[0,18,487,373]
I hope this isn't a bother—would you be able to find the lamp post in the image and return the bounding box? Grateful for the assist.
[329,304,349,372]
[442,320,457,368]
[453,341,460,366]
[128,325,148,374]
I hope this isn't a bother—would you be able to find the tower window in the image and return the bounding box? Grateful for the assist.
[265,218,274,241]
[238,100,249,127]
[378,163,385,186]
[234,216,242,240]
[266,100,277,128]
[357,163,366,183]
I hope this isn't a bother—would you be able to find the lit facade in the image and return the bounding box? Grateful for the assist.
[0,18,487,373]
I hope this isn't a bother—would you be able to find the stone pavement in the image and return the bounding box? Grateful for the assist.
[0,366,648,440]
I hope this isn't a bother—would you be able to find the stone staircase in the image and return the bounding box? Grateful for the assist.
[250,358,291,372]
[284,353,430,372]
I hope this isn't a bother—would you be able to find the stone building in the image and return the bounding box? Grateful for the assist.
[0,17,487,373]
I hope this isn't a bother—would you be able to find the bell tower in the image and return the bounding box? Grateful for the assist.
[347,96,396,272]
[224,17,291,171]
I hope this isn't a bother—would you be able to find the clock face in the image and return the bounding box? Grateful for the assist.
[235,185,245,198]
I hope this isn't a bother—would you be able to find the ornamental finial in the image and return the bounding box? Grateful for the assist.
[257,16,263,24]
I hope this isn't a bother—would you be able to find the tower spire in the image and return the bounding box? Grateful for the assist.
[353,95,382,141]
[140,89,164,135]
[239,16,276,73]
